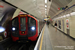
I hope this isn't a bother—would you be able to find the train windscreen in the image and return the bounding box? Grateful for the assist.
[28,17,36,36]
[12,17,19,36]
[12,17,19,30]
[28,17,36,27]
[20,17,26,31]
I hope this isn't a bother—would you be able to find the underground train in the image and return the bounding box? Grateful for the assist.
[5,14,44,42]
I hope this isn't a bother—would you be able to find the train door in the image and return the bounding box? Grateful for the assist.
[19,16,28,36]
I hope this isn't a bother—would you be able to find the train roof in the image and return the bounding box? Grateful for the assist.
[12,14,38,21]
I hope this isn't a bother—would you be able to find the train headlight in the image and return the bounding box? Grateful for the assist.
[12,27,16,31]
[0,26,5,33]
[31,26,35,31]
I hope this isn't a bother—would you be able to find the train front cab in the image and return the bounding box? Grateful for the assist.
[11,14,38,42]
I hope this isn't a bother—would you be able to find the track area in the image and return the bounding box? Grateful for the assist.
[0,16,45,50]
[0,38,36,50]
[6,41,36,50]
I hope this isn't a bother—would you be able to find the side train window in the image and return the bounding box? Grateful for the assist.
[28,17,36,27]
[12,17,19,30]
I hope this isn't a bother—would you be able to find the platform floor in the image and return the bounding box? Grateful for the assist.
[39,24,75,50]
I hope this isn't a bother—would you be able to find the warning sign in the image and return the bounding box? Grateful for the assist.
[66,19,69,29]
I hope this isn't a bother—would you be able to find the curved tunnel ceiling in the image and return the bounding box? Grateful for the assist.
[4,0,74,20]
[0,1,16,25]
[4,0,51,20]
[4,0,45,20]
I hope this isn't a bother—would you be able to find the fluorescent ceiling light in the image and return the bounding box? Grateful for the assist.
[66,14,70,17]
[45,5,47,7]
[45,0,47,3]
[70,12,75,16]
[62,15,66,17]
[0,26,5,33]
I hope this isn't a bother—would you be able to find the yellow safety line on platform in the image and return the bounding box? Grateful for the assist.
[39,25,45,50]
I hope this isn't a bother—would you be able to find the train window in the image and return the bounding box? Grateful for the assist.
[20,17,26,31]
[28,17,36,36]
[28,17,36,27]
[12,17,18,27]
[12,17,19,32]
[12,17,19,36]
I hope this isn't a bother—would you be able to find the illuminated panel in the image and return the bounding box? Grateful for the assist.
[19,14,27,17]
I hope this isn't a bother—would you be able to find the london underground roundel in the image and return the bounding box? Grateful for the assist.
[4,31,7,37]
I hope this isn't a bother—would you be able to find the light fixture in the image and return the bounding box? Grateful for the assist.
[70,12,75,16]
[45,5,47,7]
[31,26,35,31]
[62,15,66,17]
[66,14,70,17]
[45,0,47,3]
[0,26,5,33]
[12,27,16,31]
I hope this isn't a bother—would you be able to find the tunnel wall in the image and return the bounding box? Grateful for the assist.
[52,5,75,39]
[0,1,16,41]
